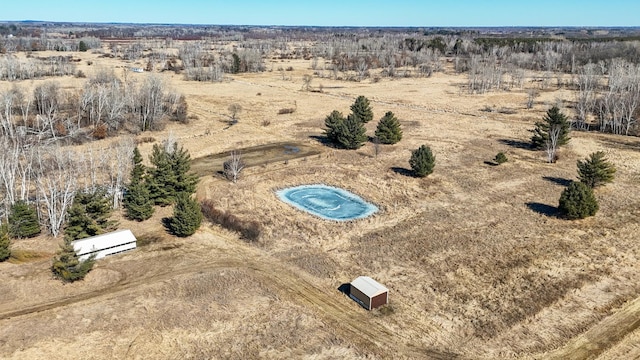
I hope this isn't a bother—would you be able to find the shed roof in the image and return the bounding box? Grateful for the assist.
[351,276,388,298]
[72,229,136,255]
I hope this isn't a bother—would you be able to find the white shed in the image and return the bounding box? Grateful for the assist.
[72,229,137,261]
[350,276,389,310]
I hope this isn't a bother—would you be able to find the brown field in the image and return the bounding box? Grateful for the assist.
[1,48,640,360]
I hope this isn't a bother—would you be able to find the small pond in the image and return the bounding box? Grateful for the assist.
[276,184,378,221]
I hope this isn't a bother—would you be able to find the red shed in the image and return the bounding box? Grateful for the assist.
[350,276,389,310]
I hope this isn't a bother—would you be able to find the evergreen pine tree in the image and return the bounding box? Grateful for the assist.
[51,238,95,282]
[410,145,436,177]
[168,143,198,195]
[494,152,508,165]
[64,202,99,241]
[324,110,345,144]
[168,192,203,237]
[577,151,616,188]
[124,146,154,221]
[336,113,368,149]
[130,147,145,185]
[375,111,403,144]
[8,200,41,239]
[0,223,11,262]
[531,106,571,150]
[146,143,175,206]
[350,96,373,123]
[124,182,155,221]
[64,190,115,241]
[558,181,599,219]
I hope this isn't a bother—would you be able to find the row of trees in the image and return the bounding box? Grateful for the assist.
[0,137,135,236]
[323,96,435,177]
[324,96,403,149]
[0,71,186,144]
[573,59,640,135]
[0,55,76,81]
[123,141,202,237]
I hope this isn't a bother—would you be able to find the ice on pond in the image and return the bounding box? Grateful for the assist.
[276,184,378,221]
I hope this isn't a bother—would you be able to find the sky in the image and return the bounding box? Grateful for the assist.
[2,0,640,27]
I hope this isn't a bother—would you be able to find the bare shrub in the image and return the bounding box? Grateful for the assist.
[201,200,262,242]
[136,136,156,144]
[277,107,295,115]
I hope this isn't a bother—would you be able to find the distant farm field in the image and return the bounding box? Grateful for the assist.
[1,43,640,360]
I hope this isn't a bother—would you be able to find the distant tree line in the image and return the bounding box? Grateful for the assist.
[0,70,187,144]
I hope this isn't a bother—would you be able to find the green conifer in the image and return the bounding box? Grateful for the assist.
[51,238,95,282]
[336,113,368,149]
[0,223,11,262]
[531,106,571,150]
[8,200,41,239]
[350,96,373,123]
[124,182,155,221]
[146,143,175,206]
[168,193,203,237]
[558,181,599,219]
[324,110,345,144]
[409,145,436,177]
[577,151,616,188]
[375,111,403,144]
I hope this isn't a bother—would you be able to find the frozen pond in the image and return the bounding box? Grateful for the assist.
[276,184,378,221]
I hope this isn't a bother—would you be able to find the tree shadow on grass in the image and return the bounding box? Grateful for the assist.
[309,135,333,146]
[526,202,559,217]
[543,176,572,187]
[498,138,532,150]
[391,167,415,177]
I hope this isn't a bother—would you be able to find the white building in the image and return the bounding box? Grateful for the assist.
[72,229,137,261]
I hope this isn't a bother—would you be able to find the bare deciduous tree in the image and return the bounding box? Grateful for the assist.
[302,74,313,91]
[223,151,245,183]
[228,103,242,124]
[135,75,166,131]
[545,125,561,163]
[573,63,599,130]
[35,146,78,237]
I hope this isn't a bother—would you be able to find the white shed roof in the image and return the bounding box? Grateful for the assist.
[72,229,136,256]
[351,276,388,298]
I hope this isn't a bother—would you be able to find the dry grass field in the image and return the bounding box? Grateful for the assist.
[1,47,640,359]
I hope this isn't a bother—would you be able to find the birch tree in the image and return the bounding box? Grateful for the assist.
[35,146,78,237]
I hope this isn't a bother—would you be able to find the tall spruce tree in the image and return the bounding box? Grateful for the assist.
[146,142,197,206]
[130,147,145,185]
[375,111,403,144]
[0,223,11,262]
[8,200,41,239]
[124,147,154,221]
[168,143,198,195]
[350,96,373,123]
[146,143,175,206]
[51,238,95,282]
[336,113,368,149]
[577,151,616,188]
[124,182,154,221]
[64,189,115,241]
[324,110,345,143]
[531,106,571,150]
[410,145,436,177]
[167,192,203,237]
